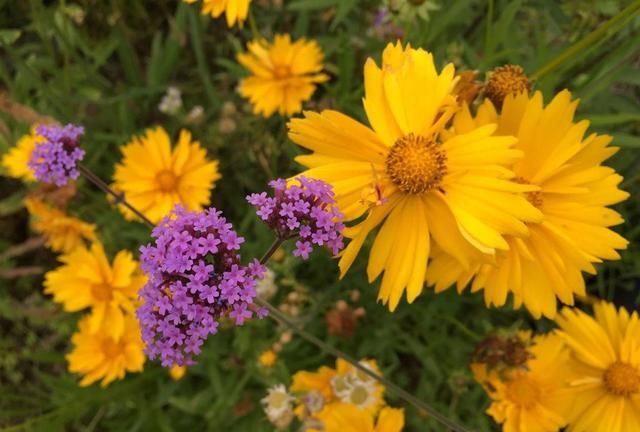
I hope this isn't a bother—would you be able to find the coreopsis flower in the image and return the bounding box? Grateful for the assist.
[24,197,96,253]
[2,130,44,181]
[471,333,573,431]
[426,90,628,318]
[183,0,250,28]
[288,42,541,311]
[67,315,145,387]
[169,365,187,380]
[113,127,220,224]
[555,302,640,431]
[247,177,345,260]
[258,349,277,368]
[44,241,145,339]
[237,34,329,117]
[28,124,85,186]
[137,206,266,367]
[291,358,385,417]
[315,403,405,432]
[262,384,295,429]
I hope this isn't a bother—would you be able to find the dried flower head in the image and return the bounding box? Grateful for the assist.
[137,206,266,367]
[247,177,345,260]
[484,64,531,108]
[28,124,85,186]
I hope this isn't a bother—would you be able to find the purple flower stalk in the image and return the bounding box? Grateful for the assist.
[28,124,85,186]
[137,206,266,367]
[247,177,345,260]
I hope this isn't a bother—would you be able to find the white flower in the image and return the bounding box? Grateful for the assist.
[262,384,295,429]
[257,268,277,300]
[158,86,183,115]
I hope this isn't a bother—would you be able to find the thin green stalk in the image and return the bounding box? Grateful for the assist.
[256,298,470,432]
[532,0,640,80]
[187,8,218,109]
[484,0,494,59]
[248,10,260,41]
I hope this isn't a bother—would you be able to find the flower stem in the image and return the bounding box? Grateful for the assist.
[255,297,470,432]
[259,237,285,265]
[78,164,154,228]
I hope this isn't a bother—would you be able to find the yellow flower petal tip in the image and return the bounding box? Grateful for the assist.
[182,0,251,28]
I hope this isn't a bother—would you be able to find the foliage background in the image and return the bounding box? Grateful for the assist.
[0,0,639,430]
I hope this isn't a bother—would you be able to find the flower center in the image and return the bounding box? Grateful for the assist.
[273,65,291,79]
[91,283,113,302]
[156,169,178,192]
[101,338,122,358]
[506,375,541,409]
[484,64,531,108]
[349,385,370,406]
[514,177,543,208]
[603,362,640,397]
[385,133,447,194]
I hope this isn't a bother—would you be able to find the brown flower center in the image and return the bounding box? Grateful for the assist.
[385,133,447,194]
[603,362,640,397]
[101,338,122,358]
[91,283,113,302]
[273,65,292,79]
[506,375,541,409]
[514,177,543,208]
[484,64,531,108]
[156,169,178,192]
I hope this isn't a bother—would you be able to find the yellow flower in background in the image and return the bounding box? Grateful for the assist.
[426,90,628,318]
[315,403,405,432]
[2,131,43,181]
[169,365,187,381]
[113,127,220,224]
[472,333,574,432]
[555,302,640,431]
[67,315,144,387]
[24,197,96,253]
[238,34,328,118]
[289,42,541,311]
[258,349,277,368]
[44,241,146,340]
[292,363,337,401]
[183,0,250,28]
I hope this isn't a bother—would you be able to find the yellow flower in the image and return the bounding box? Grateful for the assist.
[238,34,329,118]
[472,333,573,432]
[169,365,187,380]
[288,42,541,311]
[555,301,640,431]
[183,0,250,28]
[292,364,337,401]
[44,241,146,340]
[426,90,628,318]
[113,127,220,224]
[67,315,144,387]
[258,349,277,368]
[24,197,96,253]
[2,131,43,181]
[316,403,405,432]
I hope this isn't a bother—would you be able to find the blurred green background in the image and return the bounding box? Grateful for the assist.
[0,0,639,430]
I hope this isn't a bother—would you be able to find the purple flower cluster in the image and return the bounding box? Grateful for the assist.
[137,206,266,367]
[28,124,85,186]
[247,177,345,260]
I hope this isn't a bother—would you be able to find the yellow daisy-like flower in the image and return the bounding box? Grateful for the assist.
[426,90,628,318]
[472,333,573,432]
[258,349,277,368]
[555,301,640,431]
[67,315,145,387]
[113,127,220,224]
[315,403,405,432]
[2,131,43,181]
[237,34,329,118]
[183,0,250,28]
[24,197,96,253]
[292,363,337,401]
[169,365,187,380]
[44,241,146,340]
[288,42,541,311]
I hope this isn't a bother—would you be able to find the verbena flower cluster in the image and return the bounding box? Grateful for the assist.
[28,124,85,186]
[137,206,266,367]
[247,177,345,260]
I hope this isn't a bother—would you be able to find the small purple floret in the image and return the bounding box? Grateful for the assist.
[28,124,85,186]
[247,176,345,260]
[137,206,266,367]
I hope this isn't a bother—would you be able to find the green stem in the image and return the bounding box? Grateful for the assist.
[187,8,218,110]
[255,299,470,432]
[531,0,640,80]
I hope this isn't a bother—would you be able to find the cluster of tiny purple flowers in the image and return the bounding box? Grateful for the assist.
[28,124,85,186]
[137,206,266,367]
[247,177,345,260]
